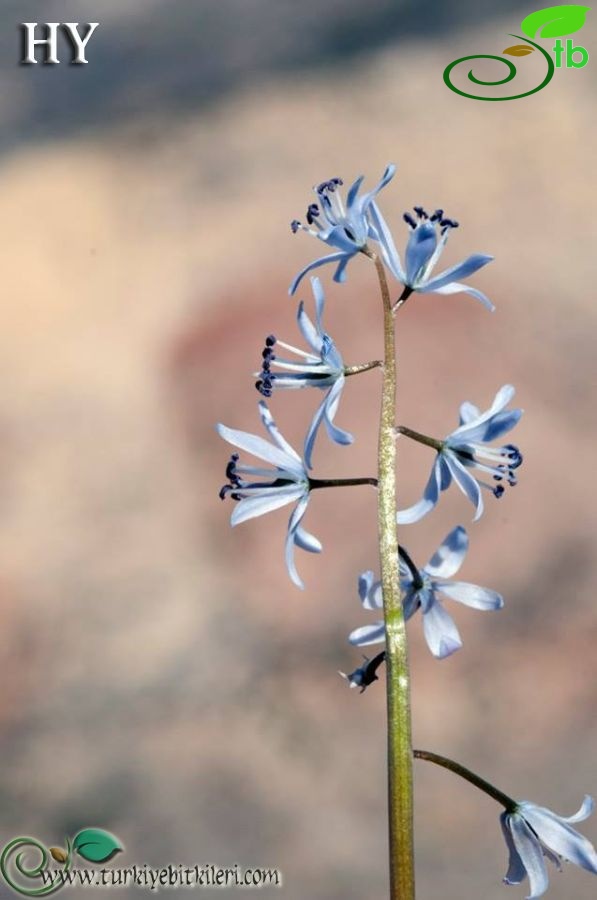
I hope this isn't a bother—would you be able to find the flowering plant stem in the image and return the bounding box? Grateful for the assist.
[413,750,516,810]
[370,251,415,900]
[308,477,378,490]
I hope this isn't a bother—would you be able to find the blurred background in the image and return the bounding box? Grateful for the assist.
[0,1,596,897]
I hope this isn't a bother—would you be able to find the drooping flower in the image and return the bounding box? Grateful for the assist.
[397,384,523,525]
[371,203,494,310]
[289,165,398,294]
[348,527,503,659]
[255,277,352,469]
[217,401,320,588]
[501,796,597,898]
[339,651,386,693]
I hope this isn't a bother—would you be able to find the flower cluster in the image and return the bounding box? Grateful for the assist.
[219,165,507,587]
[216,164,596,899]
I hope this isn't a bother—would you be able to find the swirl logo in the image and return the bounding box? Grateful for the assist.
[444,4,590,100]
[0,829,122,896]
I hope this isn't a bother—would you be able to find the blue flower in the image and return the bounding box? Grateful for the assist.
[338,650,386,693]
[217,401,320,589]
[289,165,398,294]
[501,796,597,898]
[255,277,352,469]
[348,527,503,659]
[374,204,494,310]
[398,385,523,525]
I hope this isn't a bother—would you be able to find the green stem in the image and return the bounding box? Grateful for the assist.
[344,360,383,377]
[413,750,517,811]
[397,425,443,452]
[308,477,378,489]
[369,250,415,900]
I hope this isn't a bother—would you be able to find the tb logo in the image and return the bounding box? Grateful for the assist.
[20,22,99,65]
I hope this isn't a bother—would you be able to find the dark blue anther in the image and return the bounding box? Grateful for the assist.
[306,203,320,224]
[505,445,523,468]
[317,180,335,194]
[493,484,505,499]
[414,206,428,219]
[430,209,444,222]
[266,335,276,347]
[403,212,417,229]
[291,219,300,234]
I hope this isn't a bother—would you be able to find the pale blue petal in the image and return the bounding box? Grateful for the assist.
[563,796,595,825]
[431,281,495,312]
[508,815,549,899]
[367,581,383,611]
[459,401,480,426]
[311,276,326,334]
[434,580,503,610]
[285,495,310,589]
[333,254,351,284]
[397,456,445,525]
[358,163,396,214]
[500,813,528,886]
[423,254,493,291]
[297,300,323,355]
[421,600,462,658]
[457,409,522,444]
[231,487,304,526]
[303,392,328,471]
[358,570,375,605]
[324,415,353,446]
[289,251,350,295]
[258,402,303,464]
[359,572,383,611]
[402,587,420,620]
[349,622,386,646]
[424,526,468,578]
[217,423,302,475]
[346,174,365,209]
[444,453,484,521]
[450,385,516,440]
[266,374,321,390]
[320,223,360,254]
[405,222,437,284]
[367,199,406,282]
[294,524,322,554]
[522,805,597,875]
[323,377,353,446]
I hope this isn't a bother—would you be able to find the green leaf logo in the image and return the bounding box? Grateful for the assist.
[72,829,122,864]
[520,4,591,39]
[503,44,536,56]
